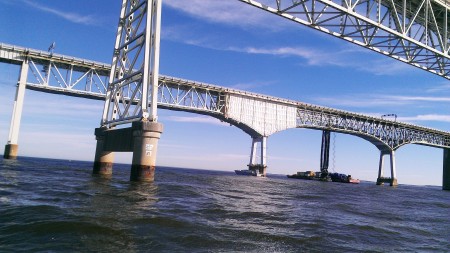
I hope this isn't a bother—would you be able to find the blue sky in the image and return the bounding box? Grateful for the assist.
[1,0,449,186]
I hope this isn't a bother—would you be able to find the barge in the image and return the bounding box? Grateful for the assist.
[287,170,359,184]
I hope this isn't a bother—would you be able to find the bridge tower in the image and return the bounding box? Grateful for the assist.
[3,59,29,160]
[93,0,163,181]
[376,150,398,186]
[248,136,267,176]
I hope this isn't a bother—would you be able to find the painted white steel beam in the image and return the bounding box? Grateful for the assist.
[101,0,162,127]
[238,0,450,80]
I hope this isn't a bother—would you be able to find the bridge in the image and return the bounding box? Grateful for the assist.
[2,41,450,187]
[1,0,450,189]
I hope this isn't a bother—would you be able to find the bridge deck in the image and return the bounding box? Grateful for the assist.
[2,42,450,150]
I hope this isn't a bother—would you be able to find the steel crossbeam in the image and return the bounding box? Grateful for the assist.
[2,43,450,151]
[238,0,450,79]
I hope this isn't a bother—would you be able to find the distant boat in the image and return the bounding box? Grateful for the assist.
[329,173,360,184]
[287,171,331,181]
[287,171,359,184]
[234,169,262,177]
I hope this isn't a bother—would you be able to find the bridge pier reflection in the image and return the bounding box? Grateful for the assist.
[376,150,398,186]
[248,136,267,176]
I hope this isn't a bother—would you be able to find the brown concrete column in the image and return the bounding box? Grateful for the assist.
[443,148,450,191]
[93,127,114,176]
[130,121,163,181]
[248,164,267,177]
[3,144,18,159]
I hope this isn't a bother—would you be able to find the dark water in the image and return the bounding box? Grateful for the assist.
[1,157,449,252]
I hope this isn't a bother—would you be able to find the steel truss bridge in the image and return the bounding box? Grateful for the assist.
[2,0,450,188]
[239,0,450,79]
[2,43,450,152]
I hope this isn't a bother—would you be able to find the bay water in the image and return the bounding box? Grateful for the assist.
[1,157,449,252]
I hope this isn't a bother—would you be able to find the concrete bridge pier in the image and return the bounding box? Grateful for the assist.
[376,149,398,186]
[443,148,450,190]
[3,59,28,159]
[130,121,163,182]
[93,127,114,176]
[248,136,267,176]
[92,121,163,181]
[320,130,331,176]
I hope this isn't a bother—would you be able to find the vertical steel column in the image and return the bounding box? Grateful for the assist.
[148,0,162,121]
[443,148,450,190]
[3,59,29,159]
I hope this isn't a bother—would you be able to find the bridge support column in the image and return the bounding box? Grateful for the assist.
[3,59,28,159]
[376,150,398,186]
[443,149,450,190]
[93,127,114,176]
[320,130,331,176]
[248,136,267,176]
[130,121,163,182]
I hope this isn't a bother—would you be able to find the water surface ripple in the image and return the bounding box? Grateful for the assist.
[1,157,449,252]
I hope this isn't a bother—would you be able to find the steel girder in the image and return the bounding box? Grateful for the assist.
[297,105,450,150]
[2,43,450,150]
[158,76,226,114]
[239,0,450,79]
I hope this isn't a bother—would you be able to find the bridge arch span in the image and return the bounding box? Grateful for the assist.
[295,125,391,152]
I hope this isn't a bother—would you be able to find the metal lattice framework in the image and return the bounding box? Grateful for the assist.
[239,0,450,79]
[2,43,450,151]
[0,43,110,99]
[101,0,162,127]
[158,76,226,114]
[296,105,450,150]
